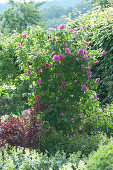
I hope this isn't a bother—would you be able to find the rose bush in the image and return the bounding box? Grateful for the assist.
[8,25,101,133]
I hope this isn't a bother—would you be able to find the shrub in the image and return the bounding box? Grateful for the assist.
[86,140,113,169]
[14,24,101,133]
[0,110,45,150]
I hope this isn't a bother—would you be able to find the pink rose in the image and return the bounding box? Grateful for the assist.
[61,81,66,88]
[56,97,59,101]
[53,55,60,61]
[84,40,89,46]
[94,61,99,65]
[64,43,67,47]
[81,64,85,68]
[83,25,87,28]
[45,63,50,68]
[49,28,53,31]
[59,54,63,60]
[37,79,41,84]
[102,50,106,56]
[74,80,77,83]
[74,33,78,36]
[71,118,74,121]
[87,71,92,78]
[81,84,87,92]
[61,112,64,116]
[74,28,77,31]
[94,94,97,99]
[36,95,39,100]
[34,56,37,59]
[69,29,74,32]
[88,66,91,70]
[37,66,41,71]
[65,48,70,54]
[28,70,31,75]
[55,25,58,28]
[78,49,84,55]
[95,78,100,83]
[59,24,65,30]
[22,33,27,38]
[18,43,21,46]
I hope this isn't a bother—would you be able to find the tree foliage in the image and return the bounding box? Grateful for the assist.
[0,0,44,33]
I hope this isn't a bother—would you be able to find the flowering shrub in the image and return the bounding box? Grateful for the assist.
[14,24,102,132]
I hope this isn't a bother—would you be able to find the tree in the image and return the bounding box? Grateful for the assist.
[91,0,113,8]
[0,0,44,33]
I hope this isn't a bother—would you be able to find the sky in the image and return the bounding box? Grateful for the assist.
[0,0,51,3]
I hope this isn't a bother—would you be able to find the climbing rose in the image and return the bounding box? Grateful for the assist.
[53,55,60,61]
[28,70,31,75]
[18,43,21,46]
[37,79,41,84]
[65,48,70,54]
[81,84,87,92]
[22,33,27,38]
[59,24,65,30]
[55,25,58,28]
[102,50,106,56]
[87,71,92,78]
[45,63,50,68]
[95,78,100,83]
[83,25,87,28]
[61,112,64,116]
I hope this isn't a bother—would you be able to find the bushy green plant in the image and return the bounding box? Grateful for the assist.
[86,140,113,170]
[69,6,113,104]
[82,104,113,137]
[40,130,109,156]
[0,144,86,170]
[13,24,101,133]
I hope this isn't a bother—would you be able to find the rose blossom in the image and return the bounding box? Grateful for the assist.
[84,40,89,46]
[33,56,37,59]
[61,112,64,116]
[37,66,41,71]
[94,61,99,65]
[59,54,63,60]
[61,81,66,88]
[81,64,85,68]
[53,55,60,61]
[88,66,91,70]
[102,50,106,56]
[37,79,41,84]
[81,84,87,92]
[22,33,27,38]
[45,63,50,68]
[71,118,74,121]
[94,94,97,99]
[28,70,31,75]
[78,49,84,55]
[87,71,92,78]
[49,28,53,31]
[95,78,100,83]
[65,48,70,54]
[59,24,65,30]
